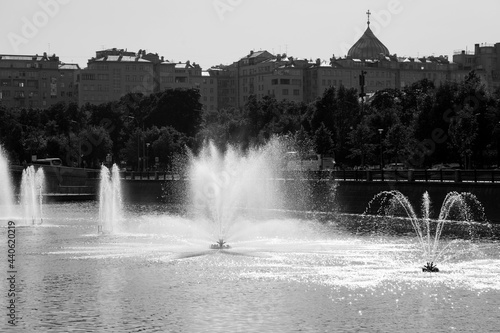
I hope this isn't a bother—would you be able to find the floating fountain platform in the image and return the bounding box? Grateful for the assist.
[422,262,439,272]
[210,239,230,250]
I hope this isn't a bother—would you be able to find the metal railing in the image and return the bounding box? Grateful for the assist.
[86,169,500,184]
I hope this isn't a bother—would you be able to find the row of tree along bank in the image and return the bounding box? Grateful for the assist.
[1,70,500,171]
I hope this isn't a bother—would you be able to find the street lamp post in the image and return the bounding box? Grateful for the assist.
[359,70,367,114]
[378,128,384,171]
[127,116,142,172]
[145,142,150,171]
[69,120,82,168]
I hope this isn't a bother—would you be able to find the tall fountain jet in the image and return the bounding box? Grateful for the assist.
[20,165,45,225]
[189,139,287,248]
[98,164,123,234]
[0,146,15,220]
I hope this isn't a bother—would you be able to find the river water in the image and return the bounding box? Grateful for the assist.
[1,202,499,332]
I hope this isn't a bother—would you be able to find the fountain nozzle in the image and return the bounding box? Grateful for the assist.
[422,262,439,272]
[210,239,230,249]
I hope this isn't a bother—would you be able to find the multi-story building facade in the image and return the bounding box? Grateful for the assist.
[210,17,471,108]
[453,43,500,91]
[0,52,79,109]
[2,15,497,113]
[78,48,219,111]
[79,48,158,105]
[234,50,307,106]
[207,65,236,110]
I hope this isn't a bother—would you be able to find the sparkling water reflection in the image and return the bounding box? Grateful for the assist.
[1,202,499,332]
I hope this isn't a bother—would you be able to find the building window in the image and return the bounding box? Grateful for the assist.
[293,89,300,96]
[280,79,290,85]
[282,89,289,95]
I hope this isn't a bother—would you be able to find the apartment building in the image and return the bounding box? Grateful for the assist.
[453,43,500,91]
[0,52,79,109]
[230,20,466,106]
[78,48,218,111]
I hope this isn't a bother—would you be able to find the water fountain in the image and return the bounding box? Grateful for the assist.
[189,139,292,249]
[98,164,123,234]
[20,165,45,225]
[365,190,488,272]
[3,139,500,332]
[0,146,15,220]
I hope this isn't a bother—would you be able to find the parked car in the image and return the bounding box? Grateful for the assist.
[384,163,406,170]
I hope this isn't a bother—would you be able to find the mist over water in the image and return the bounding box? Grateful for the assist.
[0,146,14,219]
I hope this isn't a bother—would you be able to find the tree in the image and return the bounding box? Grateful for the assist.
[310,86,336,133]
[151,126,189,170]
[144,88,203,137]
[290,126,316,157]
[79,126,113,168]
[383,123,414,164]
[314,122,335,155]
[334,86,360,160]
[347,122,375,167]
[198,107,248,151]
[448,106,479,168]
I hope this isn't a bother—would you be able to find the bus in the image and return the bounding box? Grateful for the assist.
[32,158,63,166]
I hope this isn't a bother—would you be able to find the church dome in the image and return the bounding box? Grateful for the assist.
[347,18,390,60]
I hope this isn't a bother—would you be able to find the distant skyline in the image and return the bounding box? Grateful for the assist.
[1,0,499,69]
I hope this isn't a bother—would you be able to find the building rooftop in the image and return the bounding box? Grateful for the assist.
[59,63,80,70]
[0,53,59,61]
[93,55,150,63]
[347,25,390,60]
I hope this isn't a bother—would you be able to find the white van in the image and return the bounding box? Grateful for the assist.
[285,152,335,171]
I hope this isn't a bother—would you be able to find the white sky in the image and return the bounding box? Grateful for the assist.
[1,0,499,69]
